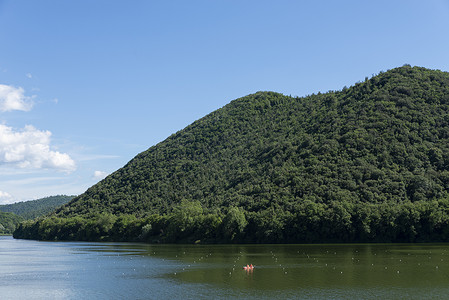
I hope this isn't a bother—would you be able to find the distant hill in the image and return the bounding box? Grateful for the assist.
[0,195,75,220]
[0,211,23,234]
[14,66,449,243]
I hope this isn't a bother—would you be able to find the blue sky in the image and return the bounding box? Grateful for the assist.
[0,0,448,203]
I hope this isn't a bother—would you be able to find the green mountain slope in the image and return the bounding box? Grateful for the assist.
[0,211,23,234]
[0,195,75,220]
[14,66,449,243]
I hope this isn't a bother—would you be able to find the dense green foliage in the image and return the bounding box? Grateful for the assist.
[13,199,449,243]
[0,211,23,234]
[0,195,75,220]
[14,66,449,243]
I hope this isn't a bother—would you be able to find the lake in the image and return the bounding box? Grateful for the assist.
[1,236,448,299]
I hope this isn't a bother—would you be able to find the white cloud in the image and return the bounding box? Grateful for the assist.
[93,170,109,180]
[0,124,76,172]
[0,190,14,204]
[0,84,34,112]
[26,73,32,79]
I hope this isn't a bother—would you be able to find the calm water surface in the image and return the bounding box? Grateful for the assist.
[1,236,449,299]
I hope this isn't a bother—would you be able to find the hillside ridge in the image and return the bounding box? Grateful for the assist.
[15,65,449,243]
[0,195,75,220]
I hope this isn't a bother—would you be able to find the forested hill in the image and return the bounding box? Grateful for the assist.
[0,212,23,235]
[14,66,449,243]
[0,195,75,220]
